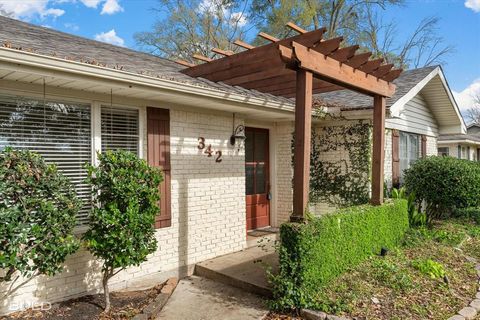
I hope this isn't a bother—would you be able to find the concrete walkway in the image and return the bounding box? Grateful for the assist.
[156,276,268,320]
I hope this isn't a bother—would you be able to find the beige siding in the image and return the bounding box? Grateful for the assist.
[386,94,439,137]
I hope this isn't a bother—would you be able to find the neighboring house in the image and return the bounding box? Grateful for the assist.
[0,16,464,314]
[438,124,480,161]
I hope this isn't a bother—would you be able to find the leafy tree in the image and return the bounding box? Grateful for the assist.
[0,148,80,283]
[134,0,250,62]
[249,0,453,68]
[83,150,162,312]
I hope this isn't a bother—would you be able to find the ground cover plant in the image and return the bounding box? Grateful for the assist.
[83,150,163,312]
[0,148,80,284]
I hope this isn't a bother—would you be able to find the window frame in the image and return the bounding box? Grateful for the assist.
[438,147,449,157]
[399,131,420,183]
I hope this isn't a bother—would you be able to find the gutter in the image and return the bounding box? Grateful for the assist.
[0,47,295,113]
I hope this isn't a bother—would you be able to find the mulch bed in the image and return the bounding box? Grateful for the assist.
[2,283,164,320]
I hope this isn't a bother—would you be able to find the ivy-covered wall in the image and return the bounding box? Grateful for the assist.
[309,118,372,211]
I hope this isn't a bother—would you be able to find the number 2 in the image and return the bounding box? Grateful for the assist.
[215,151,222,162]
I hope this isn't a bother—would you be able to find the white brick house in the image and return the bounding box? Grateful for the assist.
[0,16,465,314]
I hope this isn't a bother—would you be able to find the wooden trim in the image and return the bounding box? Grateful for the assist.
[392,129,400,188]
[291,70,313,221]
[147,107,171,229]
[371,95,386,205]
[421,135,427,158]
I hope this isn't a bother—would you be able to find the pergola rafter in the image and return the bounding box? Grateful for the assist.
[177,22,403,220]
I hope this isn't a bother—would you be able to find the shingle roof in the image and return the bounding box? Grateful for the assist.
[316,65,438,110]
[0,15,292,104]
[0,16,437,110]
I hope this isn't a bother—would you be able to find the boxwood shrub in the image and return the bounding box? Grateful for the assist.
[269,199,408,310]
[404,156,480,222]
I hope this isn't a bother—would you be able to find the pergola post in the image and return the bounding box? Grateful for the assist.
[291,69,313,222]
[371,95,386,205]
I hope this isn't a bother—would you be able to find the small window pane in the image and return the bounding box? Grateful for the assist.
[246,164,255,195]
[101,107,139,155]
[245,131,254,162]
[254,131,267,162]
[255,164,266,194]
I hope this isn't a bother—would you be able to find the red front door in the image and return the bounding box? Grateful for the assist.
[245,127,270,230]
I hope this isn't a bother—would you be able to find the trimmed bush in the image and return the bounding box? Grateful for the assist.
[0,148,80,282]
[404,156,480,221]
[269,199,408,310]
[83,150,162,312]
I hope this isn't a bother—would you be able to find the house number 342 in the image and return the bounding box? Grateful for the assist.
[197,137,222,163]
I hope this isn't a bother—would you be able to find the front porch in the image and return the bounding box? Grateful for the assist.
[195,230,279,298]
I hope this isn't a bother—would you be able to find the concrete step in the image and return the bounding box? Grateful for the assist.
[194,244,278,298]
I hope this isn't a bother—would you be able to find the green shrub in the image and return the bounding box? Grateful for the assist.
[269,199,409,310]
[453,207,480,224]
[83,150,162,312]
[391,187,426,227]
[0,148,80,282]
[404,156,480,222]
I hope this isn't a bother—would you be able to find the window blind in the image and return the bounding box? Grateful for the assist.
[0,96,92,225]
[101,106,139,155]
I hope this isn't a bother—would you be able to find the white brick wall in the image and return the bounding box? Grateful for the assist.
[1,108,246,315]
[275,122,294,225]
[384,129,393,190]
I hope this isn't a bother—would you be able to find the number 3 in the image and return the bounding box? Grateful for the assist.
[197,137,205,149]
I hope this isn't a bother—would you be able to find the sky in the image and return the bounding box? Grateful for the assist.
[0,0,479,114]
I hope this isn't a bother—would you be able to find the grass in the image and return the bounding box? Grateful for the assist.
[313,219,479,319]
[268,219,480,320]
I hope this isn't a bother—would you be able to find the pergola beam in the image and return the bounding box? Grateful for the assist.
[279,42,396,97]
[183,28,326,78]
[234,39,255,50]
[286,22,307,34]
[258,32,280,42]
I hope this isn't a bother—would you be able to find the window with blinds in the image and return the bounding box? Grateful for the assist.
[101,106,139,155]
[0,96,92,226]
[399,131,420,183]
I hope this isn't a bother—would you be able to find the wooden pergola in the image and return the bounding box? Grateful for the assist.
[178,23,402,221]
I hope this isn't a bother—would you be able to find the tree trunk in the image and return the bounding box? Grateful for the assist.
[103,271,111,313]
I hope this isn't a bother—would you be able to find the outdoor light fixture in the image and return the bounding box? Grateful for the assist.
[230,124,246,146]
[230,113,246,146]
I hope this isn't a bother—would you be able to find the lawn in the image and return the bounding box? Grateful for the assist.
[269,219,480,320]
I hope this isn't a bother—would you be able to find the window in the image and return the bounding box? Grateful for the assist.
[399,131,419,183]
[438,147,449,157]
[101,106,139,155]
[0,96,92,225]
[462,147,467,159]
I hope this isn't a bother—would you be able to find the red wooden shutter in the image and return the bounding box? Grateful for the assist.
[147,107,171,228]
[392,129,400,188]
[421,135,427,158]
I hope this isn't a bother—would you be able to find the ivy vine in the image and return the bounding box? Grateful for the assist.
[292,108,372,208]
